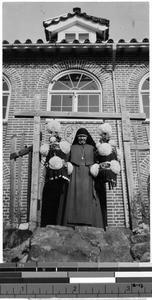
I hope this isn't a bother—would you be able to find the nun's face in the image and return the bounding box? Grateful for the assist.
[78,134,87,145]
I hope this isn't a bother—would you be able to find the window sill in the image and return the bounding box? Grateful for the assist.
[142,119,150,124]
[3,120,8,125]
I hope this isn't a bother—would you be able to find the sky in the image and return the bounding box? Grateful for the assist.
[2,1,149,43]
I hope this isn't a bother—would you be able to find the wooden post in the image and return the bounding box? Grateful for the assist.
[120,98,134,230]
[16,133,25,224]
[10,135,17,225]
[29,94,41,231]
[133,126,144,201]
[37,133,44,227]
[27,150,32,222]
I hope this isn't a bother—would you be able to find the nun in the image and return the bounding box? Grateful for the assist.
[60,127,104,228]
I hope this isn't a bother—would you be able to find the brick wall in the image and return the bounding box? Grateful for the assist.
[3,50,149,227]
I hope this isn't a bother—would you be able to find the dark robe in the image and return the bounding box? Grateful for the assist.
[59,144,104,228]
[94,146,119,229]
[41,144,69,227]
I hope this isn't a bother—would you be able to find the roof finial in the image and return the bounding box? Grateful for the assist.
[73,7,81,13]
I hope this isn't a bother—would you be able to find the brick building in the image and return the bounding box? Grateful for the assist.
[3,7,149,229]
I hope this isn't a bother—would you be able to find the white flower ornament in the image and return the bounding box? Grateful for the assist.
[47,120,61,133]
[59,141,71,154]
[98,123,112,136]
[90,164,99,177]
[97,142,112,156]
[108,140,117,147]
[67,162,73,175]
[49,156,63,170]
[110,160,121,175]
[50,136,56,143]
[40,144,50,157]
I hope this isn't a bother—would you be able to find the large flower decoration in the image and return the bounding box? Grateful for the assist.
[59,141,71,154]
[40,143,50,157]
[67,162,73,175]
[90,163,99,177]
[98,123,112,136]
[108,139,117,147]
[47,120,61,133]
[49,156,63,170]
[110,160,121,175]
[96,142,112,156]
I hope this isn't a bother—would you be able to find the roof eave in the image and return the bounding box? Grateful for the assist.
[3,42,149,50]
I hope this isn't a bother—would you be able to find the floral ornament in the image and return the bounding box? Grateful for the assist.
[96,142,112,156]
[90,163,99,177]
[110,160,121,175]
[67,162,73,175]
[98,123,112,136]
[59,140,71,154]
[108,139,117,147]
[40,143,50,157]
[48,156,63,170]
[49,136,57,143]
[47,120,61,134]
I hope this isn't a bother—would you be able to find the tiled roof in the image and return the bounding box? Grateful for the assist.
[3,38,149,45]
[43,7,110,28]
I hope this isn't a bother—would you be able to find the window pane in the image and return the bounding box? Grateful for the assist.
[62,95,72,107]
[143,106,149,118]
[78,95,88,106]
[59,75,72,89]
[51,107,61,111]
[142,78,149,90]
[65,33,76,42]
[78,75,92,89]
[3,107,6,119]
[81,81,98,90]
[52,81,71,90]
[70,74,81,87]
[62,106,72,112]
[3,79,9,91]
[79,33,89,42]
[89,107,99,112]
[51,95,61,107]
[78,106,88,112]
[89,95,99,106]
[142,94,149,106]
[3,95,8,106]
[51,95,61,111]
[78,95,88,112]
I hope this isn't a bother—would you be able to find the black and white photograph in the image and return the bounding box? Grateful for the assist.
[2,1,150,266]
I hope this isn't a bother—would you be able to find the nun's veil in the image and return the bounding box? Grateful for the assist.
[72,128,96,147]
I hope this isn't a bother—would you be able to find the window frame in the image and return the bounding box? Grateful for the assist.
[139,73,149,120]
[3,75,11,123]
[65,32,90,43]
[47,70,102,115]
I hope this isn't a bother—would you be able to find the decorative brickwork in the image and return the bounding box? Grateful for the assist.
[3,65,23,90]
[3,51,149,227]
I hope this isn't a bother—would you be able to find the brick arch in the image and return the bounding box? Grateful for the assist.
[36,58,110,90]
[3,161,10,182]
[3,65,23,90]
[128,65,149,89]
[140,154,150,178]
[133,154,150,194]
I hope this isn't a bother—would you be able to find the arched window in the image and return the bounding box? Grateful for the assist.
[139,74,149,119]
[47,71,102,113]
[3,75,11,122]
